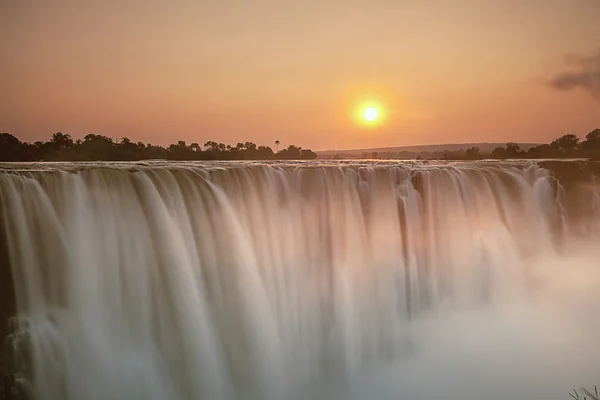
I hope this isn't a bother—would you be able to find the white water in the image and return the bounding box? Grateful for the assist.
[1,161,599,400]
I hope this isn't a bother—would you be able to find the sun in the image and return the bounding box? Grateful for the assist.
[349,94,387,127]
[363,107,379,122]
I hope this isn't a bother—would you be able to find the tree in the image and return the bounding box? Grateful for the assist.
[117,137,141,160]
[301,149,317,159]
[204,141,219,151]
[528,144,555,158]
[0,133,30,161]
[0,132,319,161]
[50,132,75,150]
[189,143,201,152]
[168,140,196,160]
[551,134,579,154]
[492,147,507,159]
[582,129,600,151]
[257,145,275,159]
[81,134,116,160]
[505,142,521,157]
[144,144,167,159]
[275,140,280,153]
[277,145,311,160]
[465,146,480,159]
[41,132,79,160]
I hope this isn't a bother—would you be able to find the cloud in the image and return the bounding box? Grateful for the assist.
[547,50,600,99]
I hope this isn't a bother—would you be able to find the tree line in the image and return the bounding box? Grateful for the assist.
[455,128,600,160]
[324,128,600,161]
[0,133,317,162]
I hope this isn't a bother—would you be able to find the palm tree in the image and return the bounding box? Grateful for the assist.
[275,140,280,153]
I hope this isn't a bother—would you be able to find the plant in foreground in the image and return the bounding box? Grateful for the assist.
[570,385,599,400]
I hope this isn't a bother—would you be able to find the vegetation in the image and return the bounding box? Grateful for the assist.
[441,129,600,161]
[323,128,600,160]
[569,386,598,400]
[0,133,317,162]
[2,128,600,162]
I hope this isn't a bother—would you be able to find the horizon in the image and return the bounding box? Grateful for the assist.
[2,130,594,153]
[317,141,544,153]
[0,130,552,153]
[2,1,600,150]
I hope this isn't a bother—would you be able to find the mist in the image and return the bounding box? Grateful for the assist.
[1,161,599,400]
[325,246,600,400]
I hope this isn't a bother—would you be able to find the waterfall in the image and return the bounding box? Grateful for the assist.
[1,161,599,400]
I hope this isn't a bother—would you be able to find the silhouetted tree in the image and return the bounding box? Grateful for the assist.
[36,132,79,160]
[277,145,303,160]
[257,145,275,159]
[50,132,74,150]
[190,143,201,152]
[0,133,33,161]
[465,146,481,159]
[275,140,280,153]
[505,142,522,157]
[117,137,142,160]
[301,149,317,159]
[491,147,505,159]
[81,134,116,160]
[4,129,600,162]
[551,134,579,155]
[168,140,198,160]
[527,144,555,158]
[582,129,600,154]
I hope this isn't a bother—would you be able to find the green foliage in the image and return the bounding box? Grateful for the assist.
[0,133,317,162]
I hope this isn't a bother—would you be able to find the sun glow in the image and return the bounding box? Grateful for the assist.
[344,86,392,129]
[363,107,379,122]
[353,99,385,127]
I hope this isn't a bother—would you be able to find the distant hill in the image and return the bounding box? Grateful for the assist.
[317,143,541,159]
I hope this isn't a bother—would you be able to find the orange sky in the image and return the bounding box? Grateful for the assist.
[1,1,599,150]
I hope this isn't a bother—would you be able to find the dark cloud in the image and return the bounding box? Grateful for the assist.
[547,50,600,99]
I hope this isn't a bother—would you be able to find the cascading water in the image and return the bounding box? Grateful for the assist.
[1,161,599,400]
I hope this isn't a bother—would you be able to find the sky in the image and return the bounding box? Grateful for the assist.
[1,0,599,150]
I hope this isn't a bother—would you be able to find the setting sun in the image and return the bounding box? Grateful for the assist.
[363,107,379,122]
[352,99,385,127]
[344,86,393,130]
